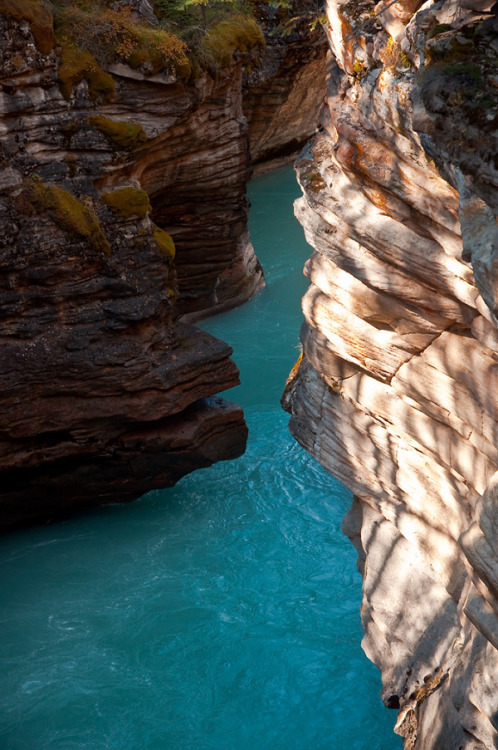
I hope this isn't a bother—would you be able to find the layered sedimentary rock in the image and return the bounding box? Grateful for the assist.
[243,2,328,170]
[283,0,498,746]
[0,11,252,528]
[0,0,328,527]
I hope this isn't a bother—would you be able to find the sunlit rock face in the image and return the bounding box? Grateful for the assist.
[283,0,498,746]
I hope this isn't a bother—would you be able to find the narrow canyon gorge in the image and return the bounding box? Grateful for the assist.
[1,0,498,746]
[283,0,498,746]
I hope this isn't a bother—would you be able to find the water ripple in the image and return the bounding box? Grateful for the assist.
[0,165,401,750]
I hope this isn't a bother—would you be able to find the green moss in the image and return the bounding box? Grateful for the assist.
[306,171,326,192]
[101,187,151,219]
[427,23,452,40]
[424,34,477,67]
[0,0,56,54]
[400,51,413,68]
[153,227,176,259]
[25,177,111,256]
[89,116,147,149]
[440,61,482,84]
[58,42,114,101]
[202,15,265,68]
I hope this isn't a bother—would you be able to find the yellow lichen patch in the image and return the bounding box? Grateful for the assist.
[202,15,265,68]
[101,187,151,219]
[89,116,147,150]
[153,227,176,260]
[58,41,114,101]
[0,0,56,54]
[24,177,111,256]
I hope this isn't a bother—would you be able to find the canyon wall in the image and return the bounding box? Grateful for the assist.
[243,4,328,171]
[283,0,498,746]
[0,3,326,528]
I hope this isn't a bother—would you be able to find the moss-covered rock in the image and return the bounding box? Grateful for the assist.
[22,177,111,256]
[89,116,148,149]
[101,187,151,219]
[202,15,265,68]
[153,227,176,259]
[124,25,191,77]
[58,42,115,101]
[0,0,56,54]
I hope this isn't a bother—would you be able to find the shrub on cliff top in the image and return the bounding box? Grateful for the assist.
[155,0,265,68]
[54,2,191,77]
[22,177,111,256]
[0,0,56,53]
[201,14,264,66]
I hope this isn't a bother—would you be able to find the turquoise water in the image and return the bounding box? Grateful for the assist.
[0,165,401,750]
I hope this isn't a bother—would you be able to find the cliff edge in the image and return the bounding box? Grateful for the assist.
[283,0,498,746]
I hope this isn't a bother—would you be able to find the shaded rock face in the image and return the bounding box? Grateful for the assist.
[0,16,252,528]
[0,1,328,528]
[0,14,265,321]
[283,0,498,746]
[243,5,328,171]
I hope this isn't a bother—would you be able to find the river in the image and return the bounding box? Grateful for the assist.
[0,165,401,749]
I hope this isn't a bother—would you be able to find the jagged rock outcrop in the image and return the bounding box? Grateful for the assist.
[283,0,498,746]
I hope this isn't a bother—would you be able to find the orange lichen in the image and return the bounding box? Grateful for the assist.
[282,351,303,401]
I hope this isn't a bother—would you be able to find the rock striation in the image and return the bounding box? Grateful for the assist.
[0,0,328,528]
[243,2,328,172]
[283,0,498,746]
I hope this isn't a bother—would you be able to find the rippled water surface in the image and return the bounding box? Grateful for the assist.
[0,165,401,749]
